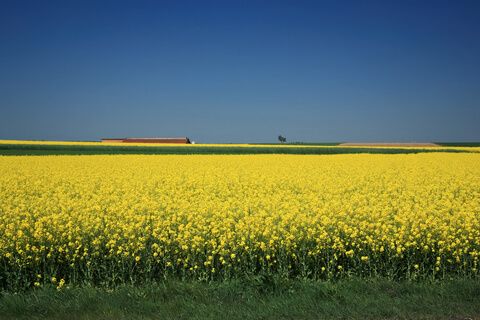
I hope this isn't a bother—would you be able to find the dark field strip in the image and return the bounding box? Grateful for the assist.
[1,278,479,320]
[0,143,475,156]
[437,142,480,147]
[249,142,341,146]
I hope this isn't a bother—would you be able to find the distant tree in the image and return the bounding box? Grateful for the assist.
[278,135,287,143]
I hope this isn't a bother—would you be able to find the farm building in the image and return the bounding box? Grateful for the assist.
[101,137,191,144]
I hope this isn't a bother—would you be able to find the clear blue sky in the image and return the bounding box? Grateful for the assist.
[1,0,479,143]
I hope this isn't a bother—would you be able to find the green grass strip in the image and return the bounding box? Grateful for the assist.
[0,143,475,156]
[1,278,479,319]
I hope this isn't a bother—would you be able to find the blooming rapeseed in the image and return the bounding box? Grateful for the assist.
[0,153,479,290]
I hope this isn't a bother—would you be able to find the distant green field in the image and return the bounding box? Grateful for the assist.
[0,143,474,155]
[437,142,480,147]
[250,142,341,146]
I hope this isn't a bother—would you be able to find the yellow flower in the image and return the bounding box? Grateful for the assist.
[57,278,65,290]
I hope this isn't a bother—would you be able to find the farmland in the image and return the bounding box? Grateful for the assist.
[1,144,480,319]
[1,153,480,287]
[0,139,479,156]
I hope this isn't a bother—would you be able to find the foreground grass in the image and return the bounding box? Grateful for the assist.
[1,278,479,320]
[0,143,474,155]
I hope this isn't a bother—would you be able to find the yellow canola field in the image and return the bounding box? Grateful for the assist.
[1,139,479,152]
[0,139,252,147]
[0,153,479,289]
